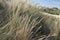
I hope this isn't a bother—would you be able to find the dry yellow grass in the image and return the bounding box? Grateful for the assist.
[0,0,60,40]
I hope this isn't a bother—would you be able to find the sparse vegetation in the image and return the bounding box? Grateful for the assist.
[0,0,60,40]
[39,7,60,15]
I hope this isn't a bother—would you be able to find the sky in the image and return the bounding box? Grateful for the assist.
[31,0,60,8]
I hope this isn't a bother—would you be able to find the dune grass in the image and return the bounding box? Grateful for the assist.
[0,0,60,40]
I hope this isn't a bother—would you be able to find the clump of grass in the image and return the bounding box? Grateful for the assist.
[0,0,60,40]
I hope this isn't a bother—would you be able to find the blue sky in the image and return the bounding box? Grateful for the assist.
[31,0,60,8]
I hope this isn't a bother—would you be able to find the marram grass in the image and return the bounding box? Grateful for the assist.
[0,0,60,40]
